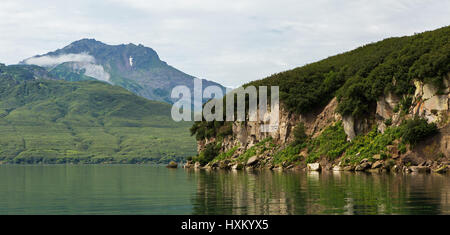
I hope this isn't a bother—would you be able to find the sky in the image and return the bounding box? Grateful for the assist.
[0,0,449,87]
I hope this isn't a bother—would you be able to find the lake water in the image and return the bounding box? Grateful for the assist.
[0,165,449,215]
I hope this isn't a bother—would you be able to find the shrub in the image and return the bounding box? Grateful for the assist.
[202,143,220,164]
[384,118,392,126]
[307,122,349,162]
[293,122,308,146]
[343,125,403,164]
[400,118,438,146]
[272,145,302,166]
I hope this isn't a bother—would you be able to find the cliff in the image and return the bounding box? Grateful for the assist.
[189,76,449,172]
[187,26,450,173]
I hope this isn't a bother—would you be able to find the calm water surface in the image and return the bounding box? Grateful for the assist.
[0,165,449,214]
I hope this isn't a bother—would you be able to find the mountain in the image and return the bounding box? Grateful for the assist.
[0,63,196,164]
[188,26,449,171]
[21,39,226,106]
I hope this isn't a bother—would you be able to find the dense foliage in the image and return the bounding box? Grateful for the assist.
[400,118,438,146]
[292,122,307,146]
[248,26,449,117]
[306,122,350,163]
[192,142,221,165]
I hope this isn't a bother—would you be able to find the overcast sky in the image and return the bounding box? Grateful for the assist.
[0,0,449,87]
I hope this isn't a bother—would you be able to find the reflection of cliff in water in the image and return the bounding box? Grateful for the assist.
[187,170,450,215]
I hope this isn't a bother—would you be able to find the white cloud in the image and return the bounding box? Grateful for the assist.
[0,0,449,87]
[23,53,96,67]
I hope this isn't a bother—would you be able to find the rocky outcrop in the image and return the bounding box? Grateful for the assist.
[376,92,401,133]
[198,97,343,154]
[412,77,450,126]
[194,75,449,173]
[307,163,321,171]
[376,92,400,120]
[196,104,299,154]
[166,161,178,168]
[342,115,372,141]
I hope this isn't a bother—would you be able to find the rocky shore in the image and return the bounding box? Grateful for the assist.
[184,156,449,174]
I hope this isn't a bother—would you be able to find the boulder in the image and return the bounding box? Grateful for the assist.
[372,160,383,169]
[246,156,259,166]
[211,162,219,168]
[232,163,244,170]
[433,165,448,174]
[355,162,371,171]
[401,153,420,166]
[219,161,230,169]
[307,163,321,171]
[372,154,381,160]
[166,161,178,168]
[410,166,431,173]
[391,165,399,172]
[183,161,194,168]
[332,166,342,171]
[343,166,355,171]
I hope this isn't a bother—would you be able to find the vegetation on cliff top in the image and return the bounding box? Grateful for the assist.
[190,26,449,143]
[247,26,449,118]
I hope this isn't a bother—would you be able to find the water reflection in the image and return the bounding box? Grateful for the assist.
[188,170,450,215]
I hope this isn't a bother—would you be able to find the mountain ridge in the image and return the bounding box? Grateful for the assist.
[22,39,226,106]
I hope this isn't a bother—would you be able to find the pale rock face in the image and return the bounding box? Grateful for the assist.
[412,77,449,125]
[342,116,356,141]
[376,92,400,133]
[198,97,342,153]
[424,95,448,111]
[342,114,372,140]
[376,92,399,120]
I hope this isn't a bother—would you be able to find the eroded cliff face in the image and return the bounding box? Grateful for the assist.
[198,98,342,155]
[412,77,449,126]
[193,75,449,171]
[197,104,300,154]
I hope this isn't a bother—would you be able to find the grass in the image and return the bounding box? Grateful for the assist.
[306,122,349,163]
[342,126,401,164]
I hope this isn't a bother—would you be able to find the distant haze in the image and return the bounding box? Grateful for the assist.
[23,53,95,67]
[0,0,449,87]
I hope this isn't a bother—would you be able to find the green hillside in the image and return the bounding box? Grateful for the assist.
[248,26,449,117]
[0,64,196,164]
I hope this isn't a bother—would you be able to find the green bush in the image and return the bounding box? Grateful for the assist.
[384,118,392,126]
[307,122,349,163]
[343,125,403,164]
[400,118,438,146]
[272,145,302,166]
[293,122,308,146]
